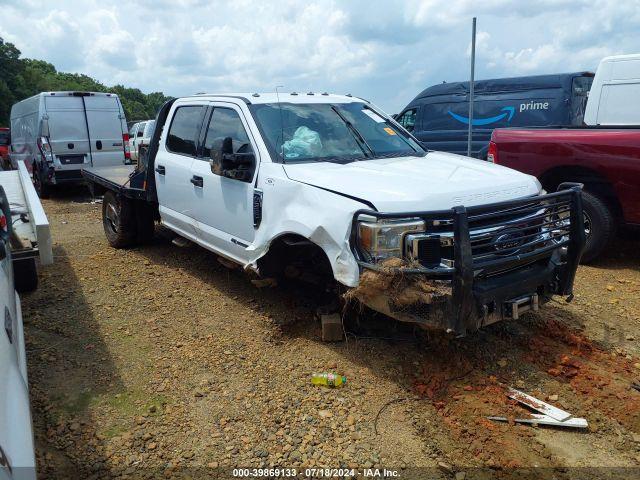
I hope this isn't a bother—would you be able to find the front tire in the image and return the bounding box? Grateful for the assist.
[580,191,616,263]
[103,191,137,248]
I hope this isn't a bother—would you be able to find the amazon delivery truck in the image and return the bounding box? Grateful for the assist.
[396,72,594,158]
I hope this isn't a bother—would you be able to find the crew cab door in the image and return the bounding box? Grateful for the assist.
[189,103,258,262]
[154,103,207,239]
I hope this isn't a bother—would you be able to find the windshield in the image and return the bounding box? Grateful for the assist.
[251,102,425,163]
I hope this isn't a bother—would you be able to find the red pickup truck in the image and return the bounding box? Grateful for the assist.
[488,127,640,262]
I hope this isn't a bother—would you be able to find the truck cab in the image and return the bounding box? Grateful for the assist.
[84,93,585,336]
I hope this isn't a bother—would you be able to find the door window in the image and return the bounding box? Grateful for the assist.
[203,108,255,182]
[397,108,417,132]
[203,108,253,159]
[166,106,204,156]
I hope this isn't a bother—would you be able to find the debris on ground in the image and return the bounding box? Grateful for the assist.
[488,414,588,429]
[489,387,588,429]
[311,372,347,388]
[320,313,343,342]
[507,387,572,421]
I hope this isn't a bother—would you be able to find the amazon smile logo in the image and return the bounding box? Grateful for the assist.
[447,100,551,126]
[448,106,515,126]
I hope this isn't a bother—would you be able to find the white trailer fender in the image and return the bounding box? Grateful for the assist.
[246,163,367,287]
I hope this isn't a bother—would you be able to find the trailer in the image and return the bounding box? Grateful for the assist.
[0,161,53,292]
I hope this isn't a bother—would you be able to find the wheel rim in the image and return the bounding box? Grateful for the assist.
[583,211,592,239]
[105,202,120,234]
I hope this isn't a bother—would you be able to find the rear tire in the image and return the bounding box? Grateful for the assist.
[33,167,51,199]
[14,258,38,293]
[581,190,616,263]
[103,191,137,248]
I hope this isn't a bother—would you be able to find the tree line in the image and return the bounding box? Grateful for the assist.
[0,37,171,127]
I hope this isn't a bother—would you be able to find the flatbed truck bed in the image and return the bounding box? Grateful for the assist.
[82,164,148,200]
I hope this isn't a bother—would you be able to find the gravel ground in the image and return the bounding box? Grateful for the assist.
[21,191,640,479]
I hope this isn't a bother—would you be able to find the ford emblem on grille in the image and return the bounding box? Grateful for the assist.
[494,229,525,254]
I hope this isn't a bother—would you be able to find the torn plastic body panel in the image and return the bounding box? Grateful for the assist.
[247,162,365,287]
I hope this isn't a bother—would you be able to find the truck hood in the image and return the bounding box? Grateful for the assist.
[283,151,541,212]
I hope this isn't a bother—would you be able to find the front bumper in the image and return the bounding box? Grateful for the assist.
[349,184,585,335]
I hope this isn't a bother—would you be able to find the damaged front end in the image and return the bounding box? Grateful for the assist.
[348,184,585,336]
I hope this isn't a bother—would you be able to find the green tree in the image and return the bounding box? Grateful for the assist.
[0,37,24,126]
[0,37,171,126]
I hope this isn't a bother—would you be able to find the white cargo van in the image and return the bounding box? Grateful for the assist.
[584,53,640,125]
[9,92,129,197]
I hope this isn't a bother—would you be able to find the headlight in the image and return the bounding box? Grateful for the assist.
[358,218,425,262]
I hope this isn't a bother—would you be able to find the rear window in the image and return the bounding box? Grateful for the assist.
[0,131,9,145]
[166,106,204,156]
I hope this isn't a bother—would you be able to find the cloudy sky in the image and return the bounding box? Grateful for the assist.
[2,0,640,112]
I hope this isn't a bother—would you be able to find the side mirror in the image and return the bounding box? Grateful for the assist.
[209,137,255,181]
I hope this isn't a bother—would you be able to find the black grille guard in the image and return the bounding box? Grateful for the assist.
[349,183,586,334]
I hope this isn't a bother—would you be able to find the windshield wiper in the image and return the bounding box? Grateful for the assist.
[330,105,374,158]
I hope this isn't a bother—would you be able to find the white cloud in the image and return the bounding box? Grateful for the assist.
[1,0,640,112]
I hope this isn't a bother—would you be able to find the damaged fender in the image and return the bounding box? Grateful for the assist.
[246,163,366,287]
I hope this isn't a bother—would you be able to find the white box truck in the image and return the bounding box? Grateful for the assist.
[9,91,130,197]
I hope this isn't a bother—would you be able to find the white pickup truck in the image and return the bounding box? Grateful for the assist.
[83,93,585,335]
